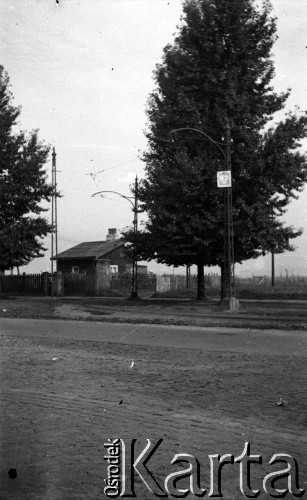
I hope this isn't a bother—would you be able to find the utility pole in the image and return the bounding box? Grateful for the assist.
[51,150,54,301]
[131,176,139,298]
[51,147,58,299]
[92,177,139,299]
[171,121,238,310]
[224,120,235,300]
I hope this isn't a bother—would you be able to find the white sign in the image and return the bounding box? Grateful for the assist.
[217,170,232,188]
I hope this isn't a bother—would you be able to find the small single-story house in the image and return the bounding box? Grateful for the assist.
[56,232,130,276]
[55,229,147,294]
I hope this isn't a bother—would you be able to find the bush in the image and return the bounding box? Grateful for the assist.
[63,273,95,296]
[110,272,157,295]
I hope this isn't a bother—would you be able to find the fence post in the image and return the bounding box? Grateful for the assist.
[95,259,111,295]
[42,272,49,295]
[56,272,63,296]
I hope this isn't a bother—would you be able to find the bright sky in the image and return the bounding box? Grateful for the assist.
[1,0,306,277]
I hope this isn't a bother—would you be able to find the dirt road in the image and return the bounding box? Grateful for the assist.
[0,319,306,499]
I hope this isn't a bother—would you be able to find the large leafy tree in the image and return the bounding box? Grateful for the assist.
[124,0,307,299]
[0,66,53,272]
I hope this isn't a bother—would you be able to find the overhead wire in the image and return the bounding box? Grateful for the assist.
[86,156,140,189]
[57,156,140,188]
[86,156,139,177]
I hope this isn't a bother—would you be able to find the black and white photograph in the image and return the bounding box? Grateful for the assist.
[0,0,306,498]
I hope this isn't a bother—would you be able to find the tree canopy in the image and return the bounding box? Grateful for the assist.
[0,66,53,272]
[124,0,307,298]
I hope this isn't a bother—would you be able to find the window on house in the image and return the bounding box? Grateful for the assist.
[72,266,79,274]
[110,265,118,274]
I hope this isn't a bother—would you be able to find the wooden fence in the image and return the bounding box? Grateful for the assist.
[0,273,49,295]
[156,273,220,292]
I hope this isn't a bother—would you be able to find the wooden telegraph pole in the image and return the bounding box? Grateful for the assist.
[51,147,58,299]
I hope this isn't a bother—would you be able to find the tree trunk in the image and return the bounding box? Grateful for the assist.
[220,261,231,300]
[220,264,225,300]
[197,263,205,300]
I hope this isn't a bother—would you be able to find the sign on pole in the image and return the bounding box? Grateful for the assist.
[217,170,232,188]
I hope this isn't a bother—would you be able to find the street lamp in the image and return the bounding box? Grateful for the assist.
[92,176,139,299]
[170,122,237,308]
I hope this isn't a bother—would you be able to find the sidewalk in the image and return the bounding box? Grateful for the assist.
[0,295,307,330]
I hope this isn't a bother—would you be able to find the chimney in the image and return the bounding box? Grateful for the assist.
[106,228,118,241]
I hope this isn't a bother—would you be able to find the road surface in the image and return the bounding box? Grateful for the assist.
[0,319,306,499]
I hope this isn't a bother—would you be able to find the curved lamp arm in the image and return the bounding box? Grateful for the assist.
[170,127,226,160]
[92,190,135,208]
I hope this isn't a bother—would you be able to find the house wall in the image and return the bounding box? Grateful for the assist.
[57,246,135,277]
[126,264,148,274]
[103,246,133,274]
[57,259,95,275]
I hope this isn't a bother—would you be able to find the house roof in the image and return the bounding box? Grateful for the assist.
[56,239,124,260]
